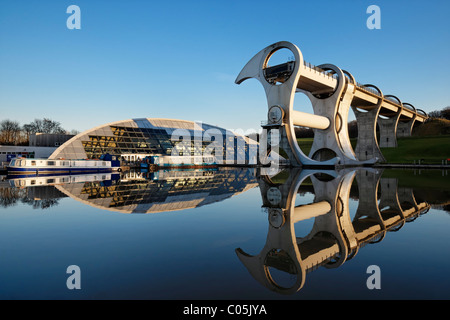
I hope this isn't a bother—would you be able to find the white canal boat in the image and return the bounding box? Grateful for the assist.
[7,157,120,177]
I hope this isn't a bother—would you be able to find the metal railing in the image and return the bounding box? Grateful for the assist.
[355,82,382,97]
[384,95,401,106]
[302,60,338,80]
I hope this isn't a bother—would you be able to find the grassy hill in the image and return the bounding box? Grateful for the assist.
[412,118,450,136]
[294,118,450,164]
[380,135,450,163]
[382,118,450,163]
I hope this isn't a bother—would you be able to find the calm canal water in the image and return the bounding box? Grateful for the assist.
[0,167,448,300]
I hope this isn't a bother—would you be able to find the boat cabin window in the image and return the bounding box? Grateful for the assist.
[10,159,16,166]
[31,161,36,166]
[47,161,55,166]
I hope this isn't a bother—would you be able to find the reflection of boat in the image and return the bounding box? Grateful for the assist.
[7,154,121,177]
[8,172,120,188]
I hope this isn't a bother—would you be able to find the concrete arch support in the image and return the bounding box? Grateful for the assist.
[351,84,386,162]
[303,65,376,166]
[397,103,417,138]
[378,95,403,148]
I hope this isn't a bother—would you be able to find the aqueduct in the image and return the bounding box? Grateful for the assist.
[235,41,428,166]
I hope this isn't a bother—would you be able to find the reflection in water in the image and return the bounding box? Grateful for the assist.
[235,167,434,295]
[0,166,448,297]
[0,173,115,210]
[1,168,258,214]
[57,168,257,213]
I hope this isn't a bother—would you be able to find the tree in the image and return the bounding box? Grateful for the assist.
[22,123,34,141]
[441,106,450,120]
[24,118,66,134]
[0,119,21,145]
[427,110,442,119]
[347,120,358,138]
[69,129,80,135]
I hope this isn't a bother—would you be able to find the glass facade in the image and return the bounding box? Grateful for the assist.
[51,118,258,164]
[81,126,174,159]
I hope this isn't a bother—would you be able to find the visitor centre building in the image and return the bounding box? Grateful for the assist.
[49,118,259,165]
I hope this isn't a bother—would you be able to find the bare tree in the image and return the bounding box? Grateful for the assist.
[0,118,70,145]
[69,129,80,135]
[441,106,450,120]
[428,110,442,119]
[0,119,21,145]
[22,123,34,142]
[24,118,66,134]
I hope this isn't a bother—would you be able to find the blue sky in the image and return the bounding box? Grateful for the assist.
[1,0,449,133]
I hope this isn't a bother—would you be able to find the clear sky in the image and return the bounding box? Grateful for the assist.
[1,0,449,134]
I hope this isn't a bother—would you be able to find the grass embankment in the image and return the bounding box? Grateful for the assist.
[380,135,450,164]
[293,118,450,164]
[295,135,450,164]
[294,138,357,159]
[382,118,450,163]
[297,138,314,156]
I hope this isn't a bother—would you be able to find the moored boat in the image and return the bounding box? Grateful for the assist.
[7,156,120,177]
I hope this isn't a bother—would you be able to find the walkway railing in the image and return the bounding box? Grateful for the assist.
[384,95,401,106]
[302,60,338,80]
[356,82,382,97]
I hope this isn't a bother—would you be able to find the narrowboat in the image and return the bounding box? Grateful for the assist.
[7,155,121,177]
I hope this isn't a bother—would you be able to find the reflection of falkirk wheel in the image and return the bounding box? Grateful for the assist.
[235,168,357,294]
[235,168,431,295]
[235,41,428,167]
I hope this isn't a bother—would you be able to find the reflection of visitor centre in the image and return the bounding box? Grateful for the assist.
[49,118,258,164]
